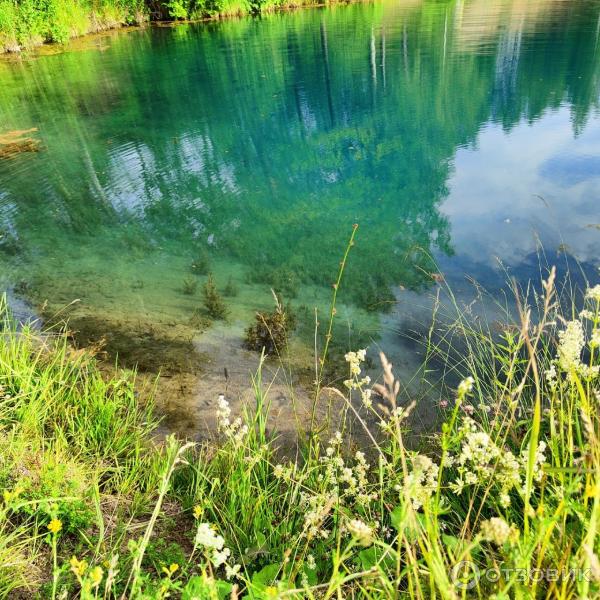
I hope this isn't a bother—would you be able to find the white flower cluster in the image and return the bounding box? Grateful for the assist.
[343,349,373,407]
[546,312,600,383]
[448,418,546,508]
[299,492,333,540]
[457,376,475,397]
[319,435,377,507]
[480,517,518,546]
[557,320,585,373]
[378,405,414,433]
[544,286,600,384]
[586,285,600,303]
[194,522,240,579]
[345,349,366,375]
[273,462,295,482]
[346,518,374,547]
[402,453,439,510]
[216,395,248,444]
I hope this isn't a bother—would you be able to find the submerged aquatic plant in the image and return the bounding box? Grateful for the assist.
[190,248,211,275]
[181,276,198,295]
[244,292,295,354]
[223,275,238,297]
[202,273,227,320]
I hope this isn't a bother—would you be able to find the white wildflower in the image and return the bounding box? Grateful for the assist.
[216,396,248,444]
[450,417,525,506]
[211,547,230,567]
[300,493,334,540]
[480,517,518,546]
[225,563,241,580]
[403,454,439,510]
[347,519,373,547]
[545,363,557,389]
[557,320,584,373]
[195,523,224,550]
[345,349,367,377]
[361,388,373,408]
[586,285,600,303]
[329,431,343,446]
[457,376,474,396]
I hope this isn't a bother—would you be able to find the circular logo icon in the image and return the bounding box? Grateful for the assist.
[451,560,480,590]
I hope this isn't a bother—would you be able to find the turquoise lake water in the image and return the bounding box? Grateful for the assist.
[1,0,600,428]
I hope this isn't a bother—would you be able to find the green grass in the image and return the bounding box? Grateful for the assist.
[1,262,600,598]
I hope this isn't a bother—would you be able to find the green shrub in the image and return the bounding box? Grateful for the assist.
[202,273,227,319]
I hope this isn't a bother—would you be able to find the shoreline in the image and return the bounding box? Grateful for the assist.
[0,0,361,56]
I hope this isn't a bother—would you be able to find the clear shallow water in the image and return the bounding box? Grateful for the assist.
[1,0,600,430]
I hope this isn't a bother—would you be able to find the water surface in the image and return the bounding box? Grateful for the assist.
[1,0,600,433]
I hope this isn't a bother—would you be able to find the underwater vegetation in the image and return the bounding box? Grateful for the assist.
[202,272,228,320]
[223,275,238,297]
[190,248,211,276]
[181,276,198,295]
[244,292,296,354]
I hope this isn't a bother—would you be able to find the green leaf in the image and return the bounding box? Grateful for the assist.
[358,546,395,571]
[251,563,280,590]
[390,505,404,532]
[182,575,232,600]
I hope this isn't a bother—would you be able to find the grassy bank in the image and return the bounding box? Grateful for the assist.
[0,0,145,52]
[1,262,600,598]
[0,0,350,53]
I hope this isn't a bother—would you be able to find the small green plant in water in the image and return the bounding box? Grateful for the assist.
[202,273,227,320]
[223,276,238,297]
[190,249,210,275]
[181,277,198,295]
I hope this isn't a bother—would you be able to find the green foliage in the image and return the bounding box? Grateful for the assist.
[164,0,189,20]
[0,0,147,51]
[181,276,198,295]
[202,272,228,319]
[0,0,347,51]
[222,275,238,297]
[190,248,210,275]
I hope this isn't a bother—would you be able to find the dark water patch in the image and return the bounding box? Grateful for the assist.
[45,312,207,375]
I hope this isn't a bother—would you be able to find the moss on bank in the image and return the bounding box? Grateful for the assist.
[0,0,352,53]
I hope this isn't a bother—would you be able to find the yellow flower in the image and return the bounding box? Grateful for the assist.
[47,518,62,534]
[162,563,179,577]
[89,566,103,587]
[193,505,203,519]
[70,556,88,578]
